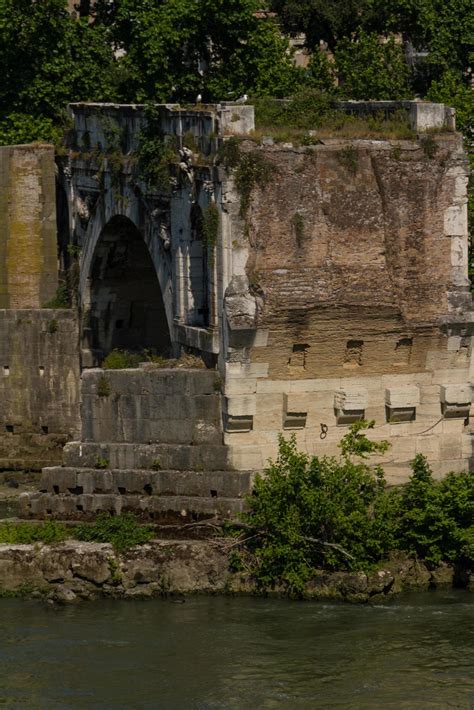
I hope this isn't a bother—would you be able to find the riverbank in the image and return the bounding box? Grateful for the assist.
[0,539,472,603]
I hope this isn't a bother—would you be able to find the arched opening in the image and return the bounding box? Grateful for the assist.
[84,216,171,362]
[188,205,209,327]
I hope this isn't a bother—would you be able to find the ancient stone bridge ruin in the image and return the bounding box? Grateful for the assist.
[0,99,472,521]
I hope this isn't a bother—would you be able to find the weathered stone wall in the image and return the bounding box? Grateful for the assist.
[0,540,468,602]
[0,310,80,469]
[0,145,58,308]
[220,132,473,481]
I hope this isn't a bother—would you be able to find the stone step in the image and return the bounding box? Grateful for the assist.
[39,467,254,499]
[20,492,246,523]
[63,442,231,471]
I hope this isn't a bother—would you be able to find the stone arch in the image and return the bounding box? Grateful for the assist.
[81,214,171,363]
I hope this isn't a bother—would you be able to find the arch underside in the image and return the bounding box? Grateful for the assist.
[83,215,171,363]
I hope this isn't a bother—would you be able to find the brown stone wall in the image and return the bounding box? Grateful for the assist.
[0,145,58,309]
[242,134,469,380]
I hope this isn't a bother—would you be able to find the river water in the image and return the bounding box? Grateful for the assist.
[0,592,473,709]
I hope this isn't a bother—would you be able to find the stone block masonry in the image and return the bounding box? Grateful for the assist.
[0,310,80,470]
[0,144,58,308]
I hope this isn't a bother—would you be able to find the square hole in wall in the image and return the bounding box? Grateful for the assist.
[283,411,307,430]
[335,409,365,425]
[386,405,416,423]
[394,337,413,366]
[344,340,363,368]
[115,319,124,329]
[288,343,309,370]
[41,425,49,434]
[225,414,254,433]
[5,424,14,433]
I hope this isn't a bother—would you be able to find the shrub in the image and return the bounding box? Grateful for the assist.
[97,375,111,397]
[102,349,142,369]
[242,422,391,594]
[75,513,154,551]
[238,429,474,594]
[0,520,67,545]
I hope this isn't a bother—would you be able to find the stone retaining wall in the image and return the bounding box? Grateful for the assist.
[0,540,471,603]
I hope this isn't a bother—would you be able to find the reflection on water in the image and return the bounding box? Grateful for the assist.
[0,591,473,708]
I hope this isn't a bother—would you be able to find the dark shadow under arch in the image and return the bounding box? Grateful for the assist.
[84,215,171,361]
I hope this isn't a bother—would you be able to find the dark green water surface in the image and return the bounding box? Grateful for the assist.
[0,592,473,708]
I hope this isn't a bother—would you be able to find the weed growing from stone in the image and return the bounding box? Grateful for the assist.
[102,349,142,369]
[235,151,273,217]
[421,135,439,159]
[97,375,111,396]
[0,520,67,544]
[337,146,359,175]
[95,456,109,470]
[75,513,154,551]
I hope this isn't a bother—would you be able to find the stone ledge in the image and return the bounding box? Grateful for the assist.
[0,541,469,603]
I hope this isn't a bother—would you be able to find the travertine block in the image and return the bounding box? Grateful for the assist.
[385,386,420,407]
[224,378,257,395]
[444,204,467,236]
[224,395,257,417]
[440,384,472,404]
[440,434,462,460]
[416,435,440,460]
[334,388,368,411]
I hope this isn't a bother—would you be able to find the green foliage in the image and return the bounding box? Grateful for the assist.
[337,146,359,175]
[202,203,220,250]
[243,424,392,593]
[75,513,154,551]
[420,135,439,159]
[253,91,414,142]
[97,376,111,397]
[235,151,273,216]
[95,456,109,470]
[137,107,176,191]
[151,459,162,471]
[239,426,474,594]
[335,31,411,100]
[102,349,142,370]
[47,319,58,335]
[0,520,67,545]
[42,282,71,309]
[0,0,117,145]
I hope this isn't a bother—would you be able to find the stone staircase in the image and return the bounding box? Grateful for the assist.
[20,368,253,524]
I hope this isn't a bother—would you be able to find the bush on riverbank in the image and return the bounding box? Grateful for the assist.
[237,422,474,594]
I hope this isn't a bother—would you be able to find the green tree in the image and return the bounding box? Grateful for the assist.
[0,0,117,144]
[93,0,304,102]
[335,31,411,100]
